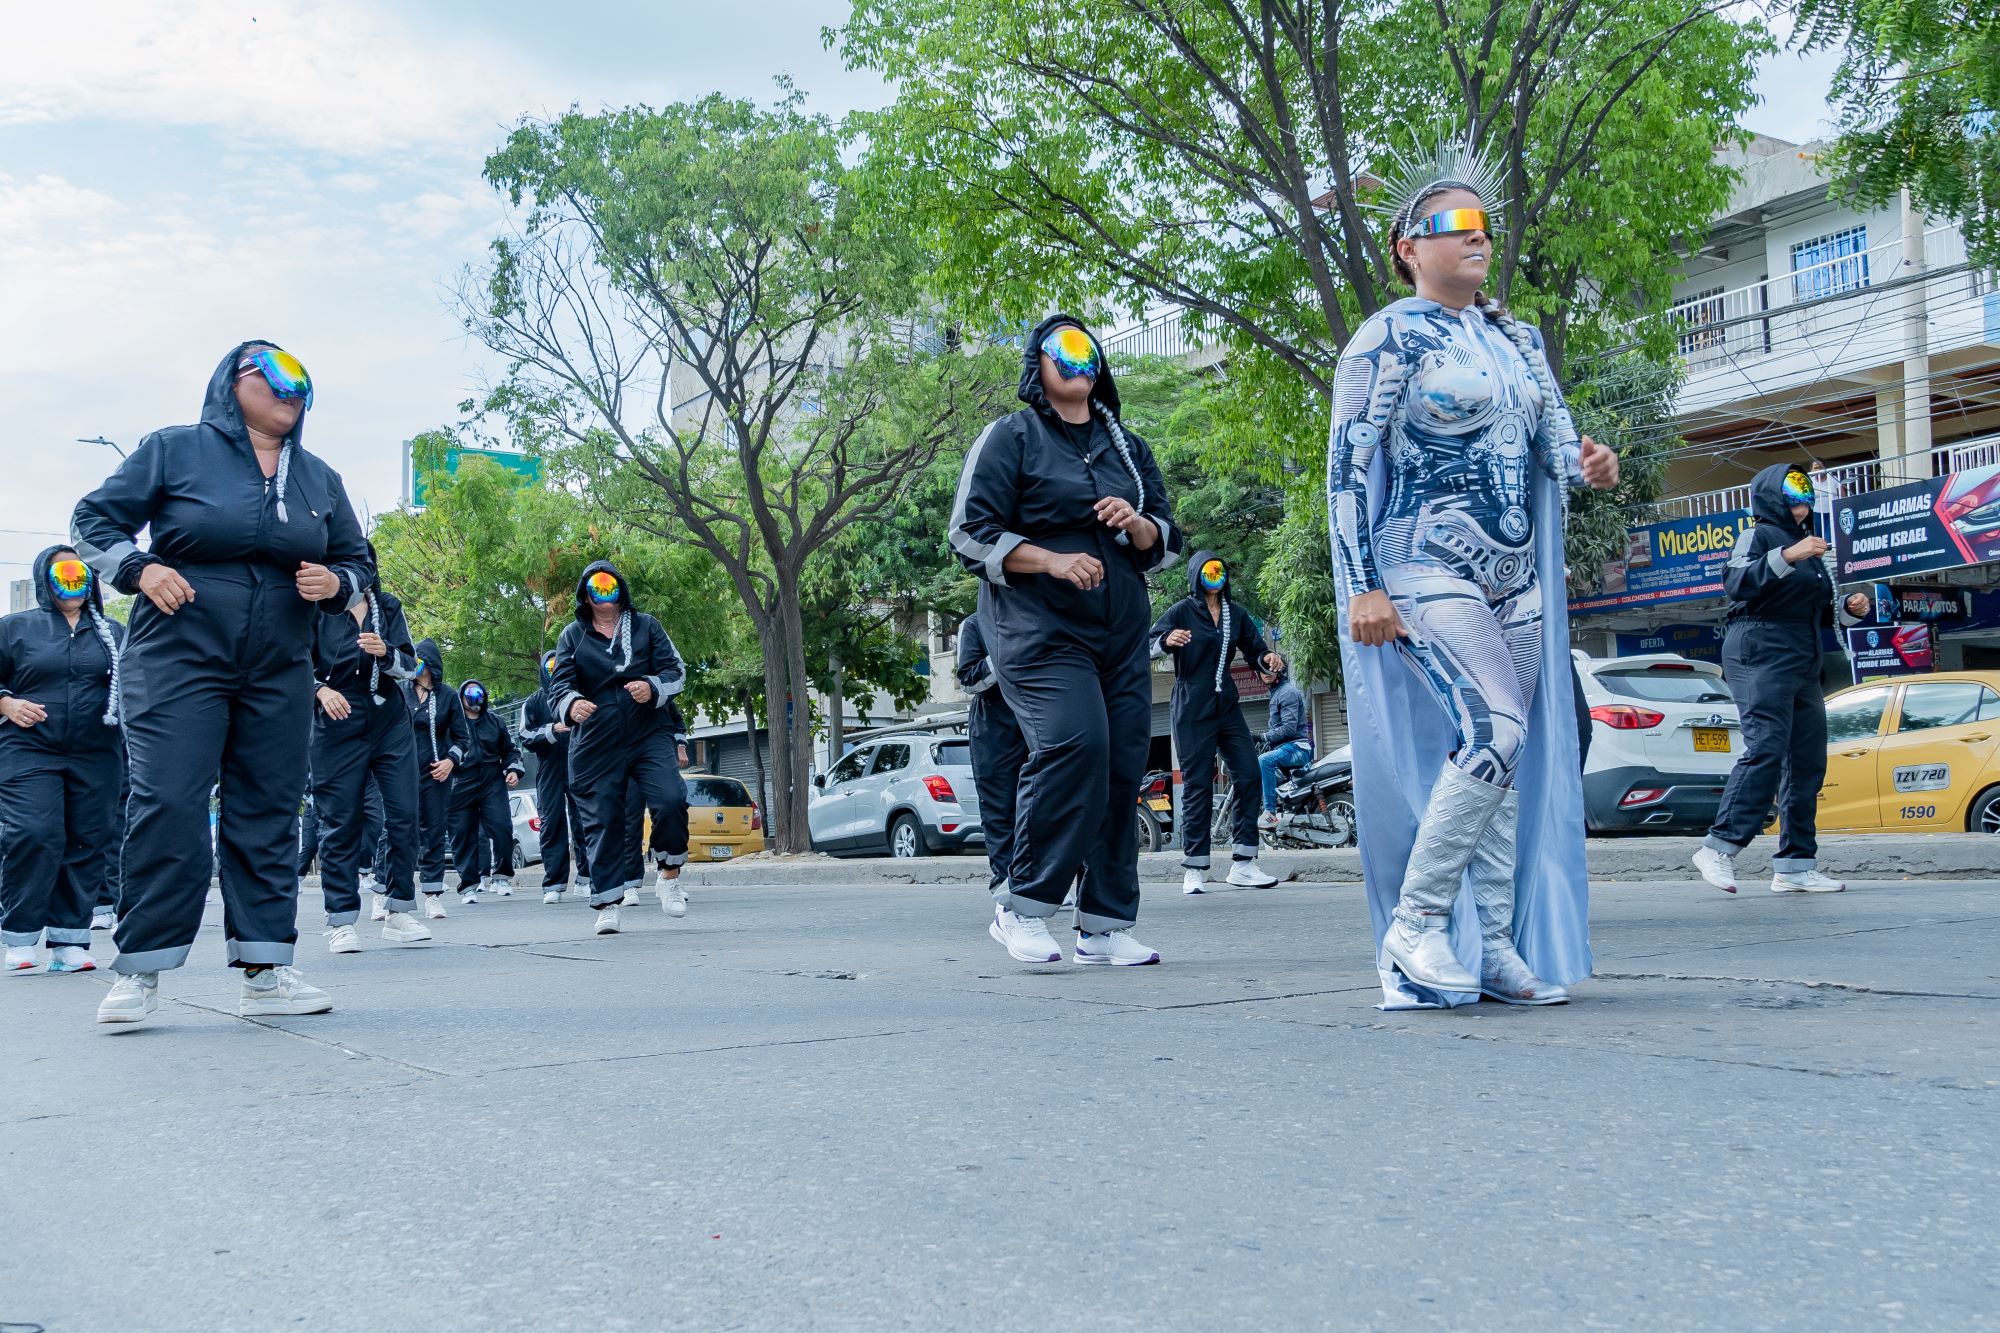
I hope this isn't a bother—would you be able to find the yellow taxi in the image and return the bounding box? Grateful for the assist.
[1815,671,2000,834]
[683,772,766,861]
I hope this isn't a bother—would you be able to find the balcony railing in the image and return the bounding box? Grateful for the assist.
[1101,308,1208,361]
[1634,431,2000,524]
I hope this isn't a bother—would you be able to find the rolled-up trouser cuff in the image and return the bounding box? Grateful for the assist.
[1005,890,1061,920]
[1232,844,1259,860]
[226,940,295,967]
[1180,855,1211,870]
[2,928,44,947]
[1075,909,1137,935]
[383,891,416,911]
[656,852,688,869]
[589,884,626,908]
[114,944,191,974]
[47,926,93,945]
[420,881,446,895]
[1704,834,1747,856]
[1772,856,1816,873]
[574,879,592,892]
[325,911,361,928]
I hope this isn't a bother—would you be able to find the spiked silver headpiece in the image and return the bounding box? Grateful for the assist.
[1364,135,1510,238]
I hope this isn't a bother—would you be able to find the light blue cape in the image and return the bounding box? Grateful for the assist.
[1333,457,1593,1008]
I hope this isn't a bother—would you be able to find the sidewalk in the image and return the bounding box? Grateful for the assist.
[674,832,1997,887]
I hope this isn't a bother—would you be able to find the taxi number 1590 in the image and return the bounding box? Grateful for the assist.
[1898,805,1938,821]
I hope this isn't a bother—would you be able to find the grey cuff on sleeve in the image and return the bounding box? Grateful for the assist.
[555,691,582,721]
[1146,519,1177,572]
[1767,547,1796,578]
[448,745,467,763]
[983,532,1028,587]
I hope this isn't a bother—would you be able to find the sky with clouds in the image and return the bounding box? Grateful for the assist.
[0,2,1839,580]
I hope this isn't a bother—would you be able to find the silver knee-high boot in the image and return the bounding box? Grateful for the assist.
[1470,786,1569,1005]
[1382,765,1507,994]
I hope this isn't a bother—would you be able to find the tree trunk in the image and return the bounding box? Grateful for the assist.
[740,687,768,830]
[827,649,844,769]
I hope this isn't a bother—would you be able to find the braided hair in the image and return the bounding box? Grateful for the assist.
[88,606,121,726]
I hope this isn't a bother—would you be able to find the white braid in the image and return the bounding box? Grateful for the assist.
[617,611,633,670]
[367,592,382,699]
[1213,598,1232,693]
[1092,401,1146,517]
[274,443,293,523]
[426,690,440,762]
[88,607,121,726]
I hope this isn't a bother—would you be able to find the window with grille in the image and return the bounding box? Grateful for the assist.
[1790,226,1870,301]
[1676,286,1727,354]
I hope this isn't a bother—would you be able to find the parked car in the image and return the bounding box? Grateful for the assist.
[1577,651,1740,834]
[685,772,765,861]
[809,734,981,857]
[1812,671,2000,834]
[509,790,541,866]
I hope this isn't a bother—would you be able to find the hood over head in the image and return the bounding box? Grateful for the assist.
[1019,313,1122,419]
[1185,548,1230,599]
[201,339,306,451]
[33,544,106,614]
[537,648,559,688]
[1749,462,1815,538]
[413,638,445,688]
[460,678,489,712]
[573,559,633,622]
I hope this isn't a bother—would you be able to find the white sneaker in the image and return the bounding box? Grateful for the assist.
[382,911,433,943]
[542,889,562,905]
[594,906,622,935]
[358,874,378,897]
[239,966,332,1017]
[1073,930,1161,966]
[422,895,447,920]
[1772,869,1846,894]
[1257,810,1279,831]
[369,893,388,922]
[326,925,362,954]
[1182,868,1206,896]
[491,879,514,898]
[621,885,640,907]
[6,945,40,973]
[459,888,480,906]
[91,907,116,931]
[661,877,687,918]
[1692,846,1739,894]
[98,971,159,1024]
[989,907,1062,963]
[1226,860,1280,889]
[49,945,96,973]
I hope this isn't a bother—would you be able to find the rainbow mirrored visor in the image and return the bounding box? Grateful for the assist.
[586,571,620,604]
[1408,208,1490,238]
[48,558,92,600]
[461,683,487,705]
[237,347,314,410]
[1040,326,1100,381]
[1198,559,1227,590]
[543,651,558,675]
[1782,469,1815,507]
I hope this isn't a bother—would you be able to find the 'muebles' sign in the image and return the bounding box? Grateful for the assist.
[1571,512,1751,613]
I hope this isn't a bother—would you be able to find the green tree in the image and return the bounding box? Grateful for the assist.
[463,93,1013,848]
[1796,0,1999,266]
[1563,354,1680,595]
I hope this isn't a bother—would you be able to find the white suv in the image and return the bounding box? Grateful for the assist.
[1577,651,1741,834]
[808,734,982,857]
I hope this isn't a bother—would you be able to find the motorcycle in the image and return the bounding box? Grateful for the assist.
[1136,769,1175,854]
[1263,746,1357,849]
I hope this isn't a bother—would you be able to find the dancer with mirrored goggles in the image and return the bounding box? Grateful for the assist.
[449,678,522,903]
[0,549,127,975]
[404,638,469,916]
[72,340,370,1025]
[951,316,1181,966]
[521,647,591,905]
[1329,146,1619,1009]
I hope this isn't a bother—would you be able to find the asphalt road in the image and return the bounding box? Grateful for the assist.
[3,872,1996,1331]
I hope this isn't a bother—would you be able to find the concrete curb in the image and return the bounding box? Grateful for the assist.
[672,833,1995,888]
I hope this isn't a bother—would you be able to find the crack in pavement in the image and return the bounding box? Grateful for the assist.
[1607,911,2000,965]
[1593,970,2000,1001]
[165,998,449,1077]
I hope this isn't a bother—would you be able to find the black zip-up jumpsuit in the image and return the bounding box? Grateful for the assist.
[955,614,1024,904]
[308,582,422,925]
[0,547,127,951]
[1706,463,1839,871]
[405,639,470,896]
[71,339,371,974]
[521,653,590,895]
[449,680,523,889]
[947,314,1182,932]
[1149,550,1275,869]
[548,560,690,909]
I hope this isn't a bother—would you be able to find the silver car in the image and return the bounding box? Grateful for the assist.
[508,790,542,866]
[808,734,981,857]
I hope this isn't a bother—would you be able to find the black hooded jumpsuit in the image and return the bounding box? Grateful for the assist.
[548,560,690,909]
[521,651,590,895]
[955,613,1025,904]
[405,638,471,896]
[947,314,1182,932]
[308,577,422,925]
[1706,463,1838,872]
[1149,551,1274,870]
[70,340,371,974]
[0,546,128,951]
[449,680,523,889]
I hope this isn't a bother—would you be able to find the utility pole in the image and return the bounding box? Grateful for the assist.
[1895,188,1933,482]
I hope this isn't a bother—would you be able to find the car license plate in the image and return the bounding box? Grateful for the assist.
[708,845,733,860]
[1692,728,1730,753]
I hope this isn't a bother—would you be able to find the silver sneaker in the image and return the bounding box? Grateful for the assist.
[98,971,159,1025]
